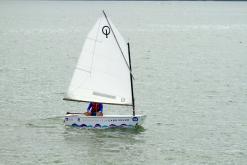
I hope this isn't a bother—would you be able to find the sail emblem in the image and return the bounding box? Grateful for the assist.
[102,26,110,38]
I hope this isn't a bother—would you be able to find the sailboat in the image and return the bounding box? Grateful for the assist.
[63,11,146,128]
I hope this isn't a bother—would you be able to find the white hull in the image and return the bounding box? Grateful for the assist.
[64,114,146,129]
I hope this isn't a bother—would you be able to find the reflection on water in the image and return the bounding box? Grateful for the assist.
[63,125,145,149]
[62,122,146,164]
[64,125,145,139]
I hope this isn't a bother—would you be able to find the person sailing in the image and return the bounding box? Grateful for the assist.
[84,102,103,116]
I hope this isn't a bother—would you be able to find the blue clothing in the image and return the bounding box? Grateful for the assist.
[87,102,103,113]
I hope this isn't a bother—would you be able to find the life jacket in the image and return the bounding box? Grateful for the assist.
[91,103,100,113]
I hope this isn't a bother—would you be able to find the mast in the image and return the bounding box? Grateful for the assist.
[128,42,135,116]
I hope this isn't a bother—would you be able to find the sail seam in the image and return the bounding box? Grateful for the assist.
[76,67,91,73]
[89,17,102,78]
[87,37,102,43]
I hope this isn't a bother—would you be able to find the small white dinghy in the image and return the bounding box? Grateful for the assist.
[63,11,146,129]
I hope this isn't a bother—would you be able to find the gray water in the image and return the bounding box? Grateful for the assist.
[1,1,247,165]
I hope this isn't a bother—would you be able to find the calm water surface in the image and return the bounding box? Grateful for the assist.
[1,1,247,165]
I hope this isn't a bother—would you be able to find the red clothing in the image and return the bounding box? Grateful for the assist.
[87,102,103,113]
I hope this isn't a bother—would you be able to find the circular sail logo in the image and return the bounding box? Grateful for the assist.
[132,117,138,122]
[102,26,110,38]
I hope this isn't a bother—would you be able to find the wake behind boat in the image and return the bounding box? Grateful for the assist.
[63,11,146,129]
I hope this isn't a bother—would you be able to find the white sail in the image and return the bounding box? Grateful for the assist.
[64,15,132,105]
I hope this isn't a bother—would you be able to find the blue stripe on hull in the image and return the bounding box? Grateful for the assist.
[69,123,135,128]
